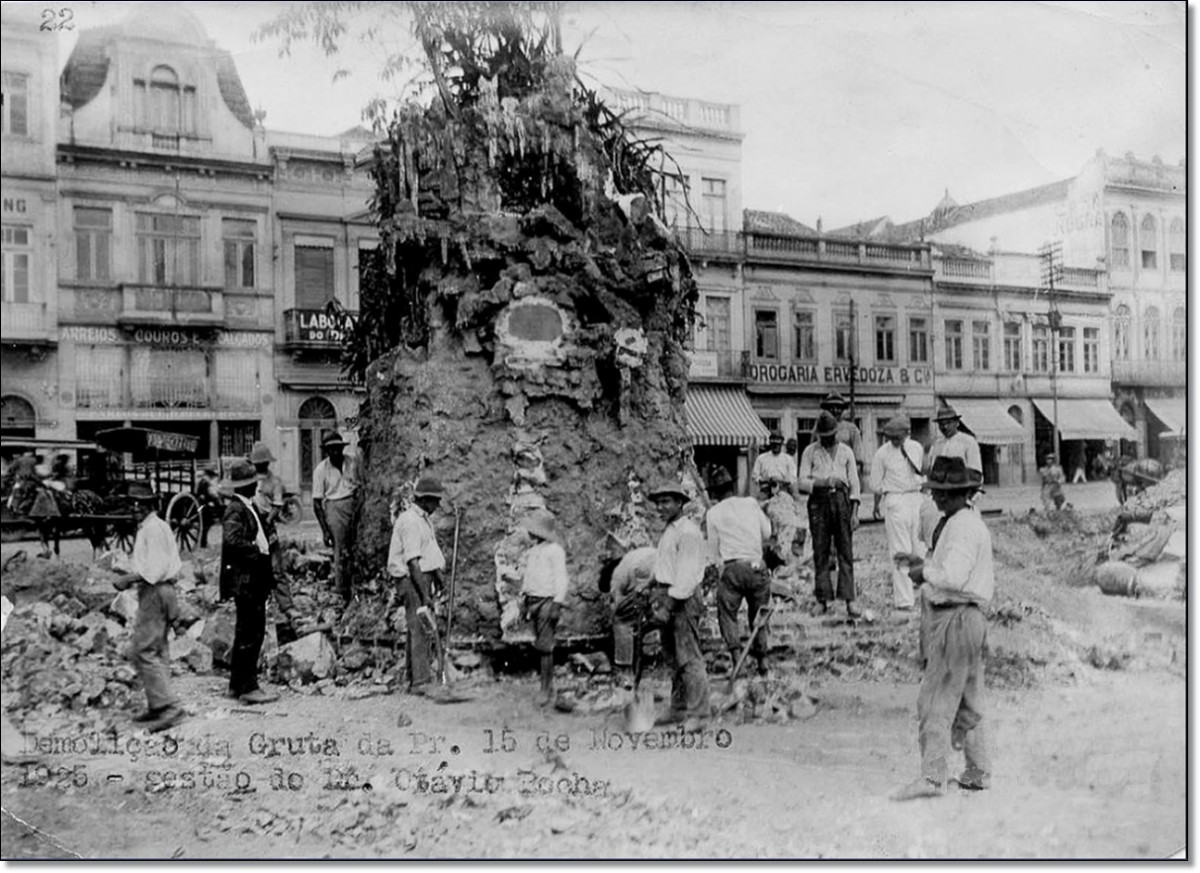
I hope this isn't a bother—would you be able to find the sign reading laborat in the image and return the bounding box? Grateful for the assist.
[748,363,934,386]
[294,311,357,344]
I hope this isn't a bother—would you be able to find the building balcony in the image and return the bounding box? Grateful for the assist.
[604,88,741,138]
[745,232,931,271]
[117,283,225,327]
[0,301,54,345]
[281,308,358,352]
[673,228,742,258]
[76,377,259,413]
[1111,359,1186,387]
[688,348,748,382]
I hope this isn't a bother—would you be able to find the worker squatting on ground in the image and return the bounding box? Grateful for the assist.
[599,545,657,687]
[312,431,360,604]
[220,460,280,706]
[648,481,711,732]
[870,415,926,611]
[251,441,301,644]
[387,476,447,695]
[1039,454,1067,511]
[518,508,570,706]
[892,456,994,801]
[111,481,186,732]
[799,411,862,617]
[704,467,773,677]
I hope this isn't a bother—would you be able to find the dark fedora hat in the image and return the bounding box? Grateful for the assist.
[706,466,735,493]
[125,481,159,503]
[222,460,259,490]
[923,456,983,492]
[934,405,961,422]
[815,410,840,437]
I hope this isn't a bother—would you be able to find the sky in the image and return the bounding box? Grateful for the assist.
[27,0,1189,229]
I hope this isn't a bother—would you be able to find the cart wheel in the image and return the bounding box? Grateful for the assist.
[110,522,135,554]
[166,492,202,552]
[280,495,304,525]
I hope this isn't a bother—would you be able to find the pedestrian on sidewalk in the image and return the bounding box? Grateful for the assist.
[251,441,302,644]
[221,460,280,705]
[799,411,862,617]
[111,482,186,732]
[705,467,773,676]
[312,432,360,604]
[892,456,994,801]
[387,476,447,695]
[518,508,570,706]
[648,480,711,731]
[871,415,925,611]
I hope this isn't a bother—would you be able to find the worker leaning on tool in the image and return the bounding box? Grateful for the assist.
[387,476,447,696]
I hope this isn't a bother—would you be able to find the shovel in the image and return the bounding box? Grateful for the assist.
[726,602,778,692]
[622,612,656,732]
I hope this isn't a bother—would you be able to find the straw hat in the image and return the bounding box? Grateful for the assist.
[249,442,275,464]
[520,508,559,542]
[223,460,259,490]
[321,431,349,450]
[882,415,911,437]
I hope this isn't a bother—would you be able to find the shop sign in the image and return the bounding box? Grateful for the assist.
[59,326,271,349]
[296,311,356,343]
[146,430,200,454]
[2,197,28,214]
[748,363,934,386]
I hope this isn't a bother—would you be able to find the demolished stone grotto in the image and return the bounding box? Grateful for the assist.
[337,49,714,644]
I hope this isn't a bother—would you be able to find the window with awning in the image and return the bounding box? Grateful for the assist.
[1031,398,1137,441]
[685,385,770,446]
[944,398,1025,444]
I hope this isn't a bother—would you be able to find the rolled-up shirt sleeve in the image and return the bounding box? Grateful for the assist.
[845,446,861,501]
[923,539,976,592]
[387,513,421,578]
[797,446,817,493]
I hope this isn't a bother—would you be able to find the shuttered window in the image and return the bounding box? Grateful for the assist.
[295,245,334,309]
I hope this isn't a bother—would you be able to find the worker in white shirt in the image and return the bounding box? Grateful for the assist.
[870,415,926,610]
[892,456,994,800]
[649,481,710,731]
[921,405,984,544]
[705,467,773,676]
[387,476,447,694]
[751,431,797,497]
[799,411,862,617]
[519,508,570,706]
[111,481,185,733]
[312,431,360,604]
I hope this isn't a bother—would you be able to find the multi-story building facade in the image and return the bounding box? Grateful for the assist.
[268,128,375,495]
[930,246,1125,485]
[880,150,1186,465]
[55,6,276,461]
[1,5,60,440]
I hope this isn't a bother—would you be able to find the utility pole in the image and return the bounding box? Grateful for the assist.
[1039,241,1064,463]
[848,297,857,420]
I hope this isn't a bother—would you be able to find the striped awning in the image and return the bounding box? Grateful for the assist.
[945,398,1025,444]
[1145,398,1185,437]
[1032,398,1137,441]
[685,386,770,446]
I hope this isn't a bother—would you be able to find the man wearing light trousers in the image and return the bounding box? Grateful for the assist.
[871,415,925,610]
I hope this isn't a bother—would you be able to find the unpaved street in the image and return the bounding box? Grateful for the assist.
[1,510,1186,859]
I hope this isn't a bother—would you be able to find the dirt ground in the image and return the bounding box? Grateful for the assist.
[0,514,1187,860]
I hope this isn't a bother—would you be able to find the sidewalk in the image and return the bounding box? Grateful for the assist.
[855,480,1120,522]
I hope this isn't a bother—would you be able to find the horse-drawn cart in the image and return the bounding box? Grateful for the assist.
[2,427,209,556]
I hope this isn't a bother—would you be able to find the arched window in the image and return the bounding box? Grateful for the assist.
[0,394,35,437]
[299,397,338,492]
[1143,306,1161,360]
[150,66,181,132]
[1007,405,1023,426]
[1169,219,1186,272]
[1110,212,1129,268]
[1140,214,1158,271]
[1172,307,1186,362]
[1113,304,1131,360]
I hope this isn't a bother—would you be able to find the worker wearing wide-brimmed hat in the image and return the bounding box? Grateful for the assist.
[220,460,280,706]
[111,481,186,732]
[647,480,710,730]
[249,441,302,643]
[891,456,993,801]
[870,414,926,610]
[799,411,862,616]
[926,405,982,479]
[312,431,360,603]
[815,391,863,467]
[518,508,571,706]
[387,476,448,694]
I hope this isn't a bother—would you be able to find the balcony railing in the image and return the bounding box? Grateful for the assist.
[0,301,52,343]
[744,232,929,269]
[672,228,741,256]
[940,258,991,279]
[688,348,748,381]
[603,88,741,135]
[1111,359,1186,387]
[282,308,359,349]
[118,283,224,326]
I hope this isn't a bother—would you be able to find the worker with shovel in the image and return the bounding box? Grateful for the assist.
[387,476,448,696]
